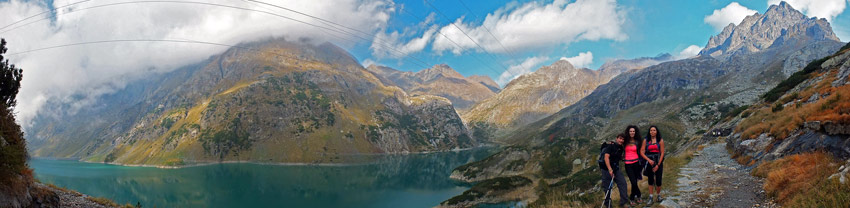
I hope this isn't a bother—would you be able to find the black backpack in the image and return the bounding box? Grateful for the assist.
[597,141,616,170]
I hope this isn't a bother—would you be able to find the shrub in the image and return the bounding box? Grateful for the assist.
[541,155,571,178]
[727,105,750,118]
[772,102,784,112]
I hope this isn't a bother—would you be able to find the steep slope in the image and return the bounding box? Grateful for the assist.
[462,54,672,139]
[727,43,850,166]
[366,64,498,110]
[443,3,844,207]
[27,38,476,166]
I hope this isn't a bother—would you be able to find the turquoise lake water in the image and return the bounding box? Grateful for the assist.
[29,148,497,208]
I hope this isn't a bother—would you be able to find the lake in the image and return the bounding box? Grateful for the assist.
[29,148,497,208]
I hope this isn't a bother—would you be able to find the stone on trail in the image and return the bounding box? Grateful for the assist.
[660,199,681,208]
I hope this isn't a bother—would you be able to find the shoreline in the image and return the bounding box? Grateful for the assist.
[30,144,500,169]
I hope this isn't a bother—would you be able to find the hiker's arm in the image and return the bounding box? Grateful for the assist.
[604,153,613,175]
[658,140,665,166]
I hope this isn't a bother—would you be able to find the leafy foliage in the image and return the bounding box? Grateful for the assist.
[200,118,252,159]
[0,39,23,108]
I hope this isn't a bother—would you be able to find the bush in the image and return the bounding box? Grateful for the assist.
[0,105,27,178]
[772,102,784,112]
[541,155,571,178]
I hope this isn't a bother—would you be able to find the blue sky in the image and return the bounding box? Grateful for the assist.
[346,0,850,86]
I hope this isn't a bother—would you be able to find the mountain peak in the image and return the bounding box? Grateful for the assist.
[415,64,464,81]
[699,1,839,57]
[535,60,577,76]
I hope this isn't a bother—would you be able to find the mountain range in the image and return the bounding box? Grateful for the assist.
[461,54,672,139]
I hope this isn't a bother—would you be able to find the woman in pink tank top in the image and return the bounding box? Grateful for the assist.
[623,125,642,205]
[641,125,666,204]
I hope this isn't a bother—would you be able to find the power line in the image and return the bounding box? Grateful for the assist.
[0,0,432,69]
[241,0,432,68]
[398,5,504,75]
[422,0,514,77]
[7,39,264,56]
[455,0,527,75]
[0,0,91,32]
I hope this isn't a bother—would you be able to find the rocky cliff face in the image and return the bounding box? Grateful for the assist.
[700,2,839,58]
[461,54,672,139]
[27,38,476,166]
[447,3,844,206]
[366,64,498,111]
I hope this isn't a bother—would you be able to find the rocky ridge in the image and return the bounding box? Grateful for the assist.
[700,1,839,58]
[366,64,498,111]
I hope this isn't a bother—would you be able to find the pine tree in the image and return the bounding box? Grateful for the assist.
[0,38,23,108]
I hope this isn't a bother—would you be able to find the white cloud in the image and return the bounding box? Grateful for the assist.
[559,51,593,68]
[768,0,847,21]
[361,59,377,68]
[497,56,548,86]
[704,2,758,31]
[371,26,437,59]
[427,0,626,55]
[0,0,394,128]
[677,45,702,59]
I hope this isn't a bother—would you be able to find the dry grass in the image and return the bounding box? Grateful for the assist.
[753,152,850,207]
[737,70,850,140]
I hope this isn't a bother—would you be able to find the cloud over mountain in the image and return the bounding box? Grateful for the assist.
[0,0,394,127]
[704,2,758,31]
[768,0,847,21]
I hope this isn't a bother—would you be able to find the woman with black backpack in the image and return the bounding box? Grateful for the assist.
[640,125,665,205]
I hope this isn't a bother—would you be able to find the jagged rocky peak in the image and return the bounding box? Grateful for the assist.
[700,1,840,57]
[415,64,465,81]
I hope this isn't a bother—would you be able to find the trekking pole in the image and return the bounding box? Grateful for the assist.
[601,177,614,208]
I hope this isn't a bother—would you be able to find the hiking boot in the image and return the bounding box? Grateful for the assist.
[647,196,654,205]
[657,196,664,202]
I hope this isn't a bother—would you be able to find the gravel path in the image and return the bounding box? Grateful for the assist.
[661,142,779,208]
